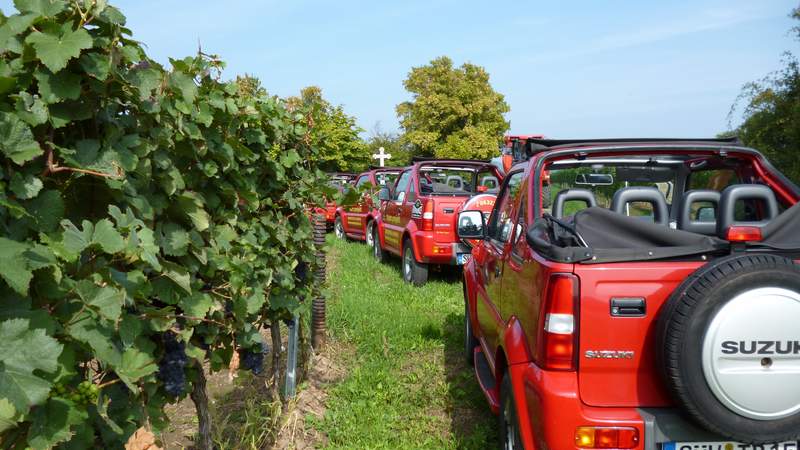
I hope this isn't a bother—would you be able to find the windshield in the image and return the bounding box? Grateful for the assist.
[545,164,679,219]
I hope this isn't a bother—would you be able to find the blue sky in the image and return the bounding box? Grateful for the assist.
[3,0,798,138]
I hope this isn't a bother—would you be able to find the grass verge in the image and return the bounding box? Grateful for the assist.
[311,236,496,449]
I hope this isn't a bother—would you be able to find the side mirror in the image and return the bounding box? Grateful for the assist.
[379,185,392,201]
[457,210,486,239]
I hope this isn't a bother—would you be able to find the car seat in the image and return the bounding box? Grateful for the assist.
[678,190,720,235]
[611,186,669,225]
[716,184,779,238]
[552,189,597,219]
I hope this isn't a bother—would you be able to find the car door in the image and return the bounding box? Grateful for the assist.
[476,170,525,363]
[382,170,411,255]
[344,174,371,235]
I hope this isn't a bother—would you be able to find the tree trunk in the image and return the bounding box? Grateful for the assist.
[190,362,213,450]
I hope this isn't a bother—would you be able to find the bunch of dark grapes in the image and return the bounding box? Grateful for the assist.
[295,262,308,283]
[53,380,99,405]
[239,342,269,375]
[157,333,188,396]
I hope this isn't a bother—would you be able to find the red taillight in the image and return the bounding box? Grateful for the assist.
[726,226,763,242]
[535,274,578,370]
[575,427,639,449]
[421,199,434,231]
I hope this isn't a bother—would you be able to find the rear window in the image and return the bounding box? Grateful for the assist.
[419,167,477,195]
[376,172,399,186]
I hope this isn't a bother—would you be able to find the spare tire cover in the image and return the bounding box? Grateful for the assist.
[656,253,800,443]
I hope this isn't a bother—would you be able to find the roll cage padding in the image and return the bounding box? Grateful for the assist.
[716,184,779,238]
[552,189,597,219]
[678,190,720,236]
[610,187,669,226]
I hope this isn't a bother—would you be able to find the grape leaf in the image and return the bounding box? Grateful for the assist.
[0,14,36,52]
[76,280,124,322]
[60,219,93,255]
[0,238,33,295]
[14,92,49,126]
[26,190,64,233]
[180,293,212,318]
[160,222,189,256]
[9,172,43,199]
[0,318,63,415]
[13,0,67,16]
[66,311,121,366]
[161,261,191,293]
[79,52,110,80]
[0,111,43,165]
[34,67,81,104]
[116,348,157,390]
[26,23,93,73]
[27,398,87,450]
[176,192,210,231]
[92,218,125,254]
[0,398,19,433]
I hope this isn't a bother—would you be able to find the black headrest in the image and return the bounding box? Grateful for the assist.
[553,189,597,219]
[716,184,779,238]
[679,190,720,235]
[610,186,669,225]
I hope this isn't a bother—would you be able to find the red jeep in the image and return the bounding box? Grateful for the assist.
[373,158,503,285]
[317,172,357,228]
[333,167,402,247]
[457,138,800,449]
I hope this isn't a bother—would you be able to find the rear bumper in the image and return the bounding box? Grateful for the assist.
[411,231,471,265]
[509,363,728,450]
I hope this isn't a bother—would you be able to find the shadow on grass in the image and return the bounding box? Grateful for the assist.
[381,251,467,285]
[442,310,499,448]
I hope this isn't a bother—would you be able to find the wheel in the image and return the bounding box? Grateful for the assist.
[499,374,523,450]
[464,290,478,366]
[656,253,800,443]
[402,239,428,286]
[372,225,388,263]
[365,220,375,249]
[334,215,345,240]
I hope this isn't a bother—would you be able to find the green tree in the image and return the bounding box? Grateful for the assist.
[292,86,370,172]
[396,56,510,160]
[365,123,412,166]
[731,6,800,183]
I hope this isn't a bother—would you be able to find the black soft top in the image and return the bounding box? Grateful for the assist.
[527,203,800,264]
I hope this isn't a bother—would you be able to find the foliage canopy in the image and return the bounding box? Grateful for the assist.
[733,6,800,184]
[396,56,510,160]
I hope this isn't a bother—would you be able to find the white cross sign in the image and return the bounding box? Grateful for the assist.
[372,146,392,167]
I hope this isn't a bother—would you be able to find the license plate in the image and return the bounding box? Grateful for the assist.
[457,253,472,265]
[664,441,799,450]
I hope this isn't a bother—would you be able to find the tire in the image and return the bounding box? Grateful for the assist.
[334,215,345,240]
[499,374,523,450]
[372,225,388,263]
[402,239,428,286]
[465,288,478,366]
[365,220,375,249]
[656,253,800,443]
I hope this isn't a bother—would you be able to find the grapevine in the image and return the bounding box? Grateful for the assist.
[0,0,329,447]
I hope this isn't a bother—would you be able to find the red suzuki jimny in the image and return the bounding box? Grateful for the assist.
[373,158,503,285]
[458,138,800,450]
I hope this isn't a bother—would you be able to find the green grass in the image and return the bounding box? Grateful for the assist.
[313,236,496,449]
